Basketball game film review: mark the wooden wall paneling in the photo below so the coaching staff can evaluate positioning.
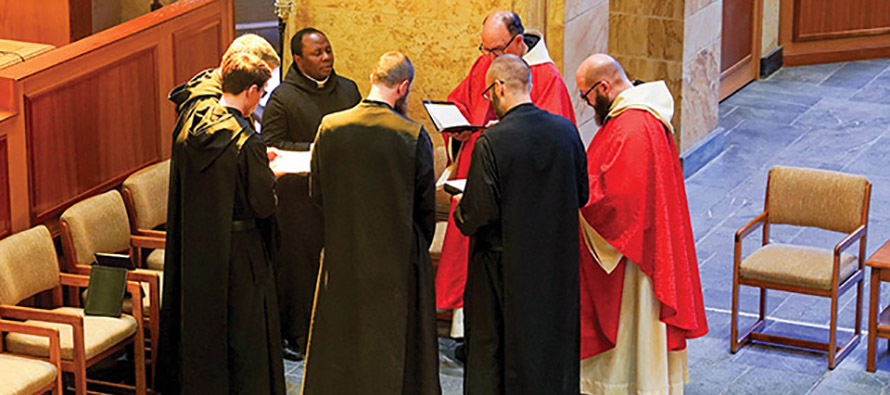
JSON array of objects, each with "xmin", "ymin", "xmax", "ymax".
[
  {"xmin": 0, "ymin": 0, "xmax": 91, "ymax": 47},
  {"xmin": 781, "ymin": 0, "xmax": 890, "ymax": 65},
  {"xmin": 795, "ymin": 0, "xmax": 890, "ymax": 42},
  {"xmin": 25, "ymin": 50, "xmax": 162, "ymax": 223},
  {"xmin": 0, "ymin": 0, "xmax": 234, "ymax": 233},
  {"xmin": 0, "ymin": 136, "xmax": 10, "ymax": 239},
  {"xmin": 172, "ymin": 18, "xmax": 224, "ymax": 87}
]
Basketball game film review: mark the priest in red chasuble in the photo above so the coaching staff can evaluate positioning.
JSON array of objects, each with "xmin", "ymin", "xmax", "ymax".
[
  {"xmin": 574, "ymin": 54, "xmax": 708, "ymax": 395},
  {"xmin": 436, "ymin": 10, "xmax": 577, "ymax": 337}
]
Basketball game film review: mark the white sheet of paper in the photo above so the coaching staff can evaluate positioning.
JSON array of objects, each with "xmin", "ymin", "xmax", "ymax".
[
  {"xmin": 444, "ymin": 179, "xmax": 466, "ymax": 195},
  {"xmin": 269, "ymin": 149, "xmax": 311, "ymax": 174},
  {"xmin": 424, "ymin": 103, "xmax": 471, "ymax": 130}
]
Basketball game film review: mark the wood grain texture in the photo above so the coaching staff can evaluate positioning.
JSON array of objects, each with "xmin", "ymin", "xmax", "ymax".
[
  {"xmin": 781, "ymin": 0, "xmax": 890, "ymax": 65},
  {"xmin": 25, "ymin": 50, "xmax": 161, "ymax": 223},
  {"xmin": 0, "ymin": 136, "xmax": 9, "ymax": 238},
  {"xmin": 172, "ymin": 19, "xmax": 223, "ymax": 86},
  {"xmin": 0, "ymin": 0, "xmax": 90, "ymax": 47},
  {"xmin": 0, "ymin": 0, "xmax": 232, "ymax": 231},
  {"xmin": 795, "ymin": 0, "xmax": 890, "ymax": 41}
]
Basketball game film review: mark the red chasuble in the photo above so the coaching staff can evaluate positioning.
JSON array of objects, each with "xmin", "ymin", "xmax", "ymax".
[
  {"xmin": 579, "ymin": 107, "xmax": 708, "ymax": 359},
  {"xmin": 436, "ymin": 33, "xmax": 577, "ymax": 309}
]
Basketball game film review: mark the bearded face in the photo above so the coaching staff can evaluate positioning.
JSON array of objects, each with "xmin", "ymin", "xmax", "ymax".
[
  {"xmin": 394, "ymin": 92, "xmax": 409, "ymax": 115},
  {"xmin": 593, "ymin": 90, "xmax": 612, "ymax": 126}
]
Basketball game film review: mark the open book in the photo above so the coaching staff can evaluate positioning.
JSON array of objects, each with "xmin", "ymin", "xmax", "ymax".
[
  {"xmin": 268, "ymin": 148, "xmax": 312, "ymax": 174},
  {"xmin": 435, "ymin": 167, "xmax": 466, "ymax": 196},
  {"xmin": 423, "ymin": 101, "xmax": 485, "ymax": 134}
]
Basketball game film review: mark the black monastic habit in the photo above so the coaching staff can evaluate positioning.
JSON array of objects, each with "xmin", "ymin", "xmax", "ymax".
[
  {"xmin": 261, "ymin": 65, "xmax": 361, "ymax": 349},
  {"xmin": 455, "ymin": 103, "xmax": 588, "ymax": 395},
  {"xmin": 302, "ymin": 100, "xmax": 440, "ymax": 395},
  {"xmin": 158, "ymin": 72, "xmax": 285, "ymax": 395}
]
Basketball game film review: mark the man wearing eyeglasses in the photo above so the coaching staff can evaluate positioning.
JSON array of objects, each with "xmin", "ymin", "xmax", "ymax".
[
  {"xmin": 574, "ymin": 54, "xmax": 708, "ymax": 395},
  {"xmin": 455, "ymin": 54, "xmax": 587, "ymax": 395},
  {"xmin": 436, "ymin": 9, "xmax": 576, "ymax": 348}
]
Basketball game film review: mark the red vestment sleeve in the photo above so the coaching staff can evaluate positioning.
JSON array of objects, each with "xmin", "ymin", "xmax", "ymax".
[{"xmin": 529, "ymin": 63, "xmax": 577, "ymax": 125}]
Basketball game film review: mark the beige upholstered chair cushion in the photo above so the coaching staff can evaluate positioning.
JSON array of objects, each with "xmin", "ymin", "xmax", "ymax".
[
  {"xmin": 121, "ymin": 272, "xmax": 162, "ymax": 317},
  {"xmin": 0, "ymin": 354, "xmax": 57, "ymax": 395},
  {"xmin": 429, "ymin": 221, "xmax": 448, "ymax": 261},
  {"xmin": 740, "ymin": 243, "xmax": 858, "ymax": 291},
  {"xmin": 145, "ymin": 249, "xmax": 165, "ymax": 271},
  {"xmin": 0, "ymin": 226, "xmax": 60, "ymax": 305},
  {"xmin": 122, "ymin": 160, "xmax": 170, "ymax": 230},
  {"xmin": 5, "ymin": 307, "xmax": 137, "ymax": 361},
  {"xmin": 61, "ymin": 190, "xmax": 131, "ymax": 267},
  {"xmin": 768, "ymin": 166, "xmax": 868, "ymax": 233}
]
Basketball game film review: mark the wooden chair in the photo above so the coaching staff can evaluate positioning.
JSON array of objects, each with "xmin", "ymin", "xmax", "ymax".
[
  {"xmin": 59, "ymin": 189, "xmax": 162, "ymax": 386},
  {"xmin": 731, "ymin": 165, "xmax": 871, "ymax": 369},
  {"xmin": 0, "ymin": 320, "xmax": 63, "ymax": 395},
  {"xmin": 0, "ymin": 225, "xmax": 146, "ymax": 395},
  {"xmin": 121, "ymin": 160, "xmax": 169, "ymax": 272}
]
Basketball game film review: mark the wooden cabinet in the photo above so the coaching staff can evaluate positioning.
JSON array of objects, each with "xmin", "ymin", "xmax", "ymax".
[
  {"xmin": 781, "ymin": 0, "xmax": 890, "ymax": 65},
  {"xmin": 0, "ymin": 0, "xmax": 92, "ymax": 47}
]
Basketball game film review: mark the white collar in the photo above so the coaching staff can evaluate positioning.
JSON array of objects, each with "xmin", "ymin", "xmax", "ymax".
[{"xmin": 522, "ymin": 30, "xmax": 553, "ymax": 67}]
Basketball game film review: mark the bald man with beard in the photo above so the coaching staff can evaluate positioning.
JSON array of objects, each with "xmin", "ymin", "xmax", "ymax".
[
  {"xmin": 574, "ymin": 54, "xmax": 707, "ymax": 395},
  {"xmin": 455, "ymin": 54, "xmax": 587, "ymax": 395}
]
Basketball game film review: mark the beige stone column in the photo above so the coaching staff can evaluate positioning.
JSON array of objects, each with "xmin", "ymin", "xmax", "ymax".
[
  {"xmin": 600, "ymin": 0, "xmax": 722, "ymax": 158},
  {"xmin": 563, "ymin": 0, "xmax": 610, "ymax": 145}
]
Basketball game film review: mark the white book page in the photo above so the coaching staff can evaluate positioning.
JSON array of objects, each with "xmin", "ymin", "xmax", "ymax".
[
  {"xmin": 269, "ymin": 148, "xmax": 312, "ymax": 174},
  {"xmin": 424, "ymin": 103, "xmax": 471, "ymax": 130}
]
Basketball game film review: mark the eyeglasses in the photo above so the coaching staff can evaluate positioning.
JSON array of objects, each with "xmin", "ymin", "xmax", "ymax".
[
  {"xmin": 482, "ymin": 80, "xmax": 502, "ymax": 101},
  {"xmin": 256, "ymin": 85, "xmax": 268, "ymax": 99},
  {"xmin": 580, "ymin": 80, "xmax": 604, "ymax": 103},
  {"xmin": 478, "ymin": 33, "xmax": 520, "ymax": 56}
]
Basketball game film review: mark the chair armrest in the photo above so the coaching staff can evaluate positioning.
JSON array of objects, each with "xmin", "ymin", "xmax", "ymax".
[
  {"xmin": 0, "ymin": 305, "xmax": 82, "ymax": 327},
  {"xmin": 130, "ymin": 234, "xmax": 165, "ymax": 250},
  {"xmin": 735, "ymin": 212, "xmax": 767, "ymax": 243},
  {"xmin": 0, "ymin": 320, "xmax": 63, "ymax": 370},
  {"xmin": 59, "ymin": 273, "xmax": 91, "ymax": 289},
  {"xmin": 835, "ymin": 224, "xmax": 867, "ymax": 257},
  {"xmin": 137, "ymin": 229, "xmax": 166, "ymax": 239}
]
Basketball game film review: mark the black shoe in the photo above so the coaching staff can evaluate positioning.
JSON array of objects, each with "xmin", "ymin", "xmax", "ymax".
[
  {"xmin": 282, "ymin": 341, "xmax": 305, "ymax": 361},
  {"xmin": 454, "ymin": 343, "xmax": 467, "ymax": 364}
]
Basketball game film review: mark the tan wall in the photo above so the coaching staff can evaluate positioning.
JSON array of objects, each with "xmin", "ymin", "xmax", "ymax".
[
  {"xmin": 289, "ymin": 0, "xmax": 561, "ymax": 145},
  {"xmin": 761, "ymin": 0, "xmax": 780, "ymax": 54}
]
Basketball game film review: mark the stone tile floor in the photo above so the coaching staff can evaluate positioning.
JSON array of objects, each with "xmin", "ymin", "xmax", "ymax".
[{"xmin": 284, "ymin": 59, "xmax": 890, "ymax": 394}]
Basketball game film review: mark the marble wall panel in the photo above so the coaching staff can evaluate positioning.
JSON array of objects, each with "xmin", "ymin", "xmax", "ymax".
[
  {"xmin": 683, "ymin": 0, "xmax": 721, "ymax": 59},
  {"xmin": 564, "ymin": 1, "xmax": 609, "ymax": 127},
  {"xmin": 681, "ymin": 39, "xmax": 720, "ymax": 152},
  {"xmin": 685, "ymin": 0, "xmax": 717, "ymax": 17},
  {"xmin": 762, "ymin": 0, "xmax": 780, "ymax": 54}
]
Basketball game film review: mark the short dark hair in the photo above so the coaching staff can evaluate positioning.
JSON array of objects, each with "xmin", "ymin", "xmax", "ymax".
[
  {"xmin": 221, "ymin": 52, "xmax": 271, "ymax": 94},
  {"xmin": 291, "ymin": 28, "xmax": 326, "ymax": 57},
  {"xmin": 483, "ymin": 11, "xmax": 524, "ymax": 36}
]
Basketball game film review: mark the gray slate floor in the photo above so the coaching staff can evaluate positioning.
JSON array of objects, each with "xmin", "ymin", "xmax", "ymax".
[{"xmin": 285, "ymin": 58, "xmax": 890, "ymax": 394}]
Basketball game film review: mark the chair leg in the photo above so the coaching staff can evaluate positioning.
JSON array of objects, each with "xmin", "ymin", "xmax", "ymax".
[
  {"xmin": 74, "ymin": 366, "xmax": 87, "ymax": 395},
  {"xmin": 828, "ymin": 294, "xmax": 839, "ymax": 369},
  {"xmin": 135, "ymin": 331, "xmax": 147, "ymax": 395},
  {"xmin": 857, "ymin": 279, "xmax": 864, "ymax": 336},
  {"xmin": 731, "ymin": 278, "xmax": 741, "ymax": 353},
  {"xmin": 759, "ymin": 288, "xmax": 767, "ymax": 320}
]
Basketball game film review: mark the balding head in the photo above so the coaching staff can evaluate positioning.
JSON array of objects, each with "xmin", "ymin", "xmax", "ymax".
[
  {"xmin": 480, "ymin": 10, "xmax": 526, "ymax": 59},
  {"xmin": 367, "ymin": 52, "xmax": 414, "ymax": 115},
  {"xmin": 485, "ymin": 54, "xmax": 533, "ymax": 118},
  {"xmin": 371, "ymin": 51, "xmax": 414, "ymax": 88},
  {"xmin": 574, "ymin": 54, "xmax": 633, "ymax": 125},
  {"xmin": 222, "ymin": 34, "xmax": 281, "ymax": 70},
  {"xmin": 487, "ymin": 54, "xmax": 531, "ymax": 94}
]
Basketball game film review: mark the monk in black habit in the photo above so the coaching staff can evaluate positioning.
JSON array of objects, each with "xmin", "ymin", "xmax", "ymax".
[
  {"xmin": 302, "ymin": 52, "xmax": 440, "ymax": 395},
  {"xmin": 158, "ymin": 51, "xmax": 285, "ymax": 395},
  {"xmin": 455, "ymin": 54, "xmax": 588, "ymax": 395},
  {"xmin": 261, "ymin": 28, "xmax": 361, "ymax": 360}
]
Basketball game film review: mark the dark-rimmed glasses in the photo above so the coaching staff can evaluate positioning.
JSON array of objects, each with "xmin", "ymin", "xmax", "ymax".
[
  {"xmin": 580, "ymin": 80, "xmax": 604, "ymax": 103},
  {"xmin": 478, "ymin": 33, "xmax": 520, "ymax": 56},
  {"xmin": 482, "ymin": 80, "xmax": 503, "ymax": 101}
]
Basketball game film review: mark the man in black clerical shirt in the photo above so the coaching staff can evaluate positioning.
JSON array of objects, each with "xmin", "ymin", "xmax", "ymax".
[
  {"xmin": 455, "ymin": 54, "xmax": 588, "ymax": 395},
  {"xmin": 261, "ymin": 28, "xmax": 361, "ymax": 361}
]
